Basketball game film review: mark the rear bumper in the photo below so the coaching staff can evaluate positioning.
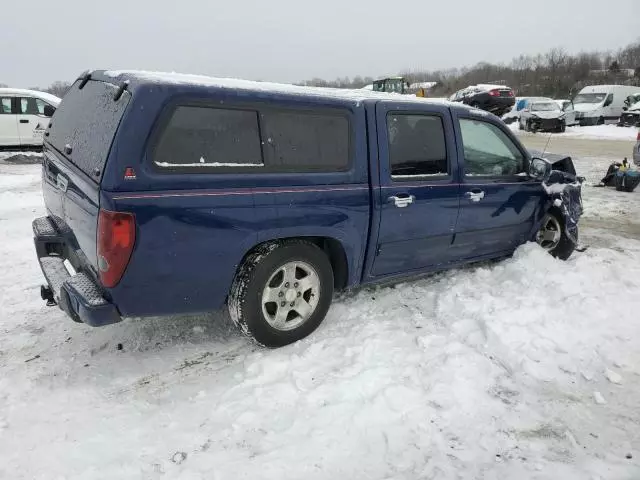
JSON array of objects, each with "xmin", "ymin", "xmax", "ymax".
[{"xmin": 33, "ymin": 216, "xmax": 121, "ymax": 327}]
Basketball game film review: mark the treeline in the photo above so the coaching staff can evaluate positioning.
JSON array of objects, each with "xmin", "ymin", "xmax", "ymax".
[
  {"xmin": 5, "ymin": 39, "xmax": 640, "ymax": 100},
  {"xmin": 302, "ymin": 39, "xmax": 640, "ymax": 98}
]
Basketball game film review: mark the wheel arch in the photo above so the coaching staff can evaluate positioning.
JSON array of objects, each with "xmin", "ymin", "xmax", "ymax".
[{"xmin": 236, "ymin": 236, "xmax": 351, "ymax": 291}]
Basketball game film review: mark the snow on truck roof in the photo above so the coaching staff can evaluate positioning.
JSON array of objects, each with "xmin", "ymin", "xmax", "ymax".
[
  {"xmin": 0, "ymin": 88, "xmax": 61, "ymax": 106},
  {"xmin": 101, "ymin": 70, "xmax": 459, "ymax": 108}
]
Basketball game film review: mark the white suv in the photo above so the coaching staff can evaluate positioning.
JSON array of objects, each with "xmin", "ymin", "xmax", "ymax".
[{"xmin": 0, "ymin": 88, "xmax": 61, "ymax": 148}]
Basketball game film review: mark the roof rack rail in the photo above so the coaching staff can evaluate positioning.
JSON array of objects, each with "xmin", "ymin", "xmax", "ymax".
[
  {"xmin": 78, "ymin": 70, "xmax": 93, "ymax": 90},
  {"xmin": 113, "ymin": 80, "xmax": 130, "ymax": 101}
]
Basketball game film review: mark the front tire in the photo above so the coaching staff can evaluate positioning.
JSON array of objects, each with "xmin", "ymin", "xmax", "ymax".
[
  {"xmin": 535, "ymin": 212, "xmax": 575, "ymax": 260},
  {"xmin": 228, "ymin": 240, "xmax": 334, "ymax": 347}
]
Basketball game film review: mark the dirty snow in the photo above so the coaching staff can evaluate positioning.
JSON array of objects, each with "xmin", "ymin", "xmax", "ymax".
[
  {"xmin": 1, "ymin": 153, "xmax": 640, "ymax": 479},
  {"xmin": 511, "ymin": 122, "xmax": 639, "ymax": 141}
]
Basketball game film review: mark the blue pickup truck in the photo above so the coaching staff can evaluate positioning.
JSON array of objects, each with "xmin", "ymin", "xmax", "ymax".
[{"xmin": 33, "ymin": 70, "xmax": 580, "ymax": 347}]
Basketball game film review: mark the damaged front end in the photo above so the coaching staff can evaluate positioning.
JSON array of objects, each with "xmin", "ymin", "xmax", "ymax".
[
  {"xmin": 528, "ymin": 151, "xmax": 584, "ymax": 249},
  {"xmin": 541, "ymin": 170, "xmax": 584, "ymax": 246}
]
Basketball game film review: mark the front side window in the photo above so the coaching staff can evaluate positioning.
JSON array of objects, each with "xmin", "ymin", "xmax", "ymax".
[
  {"xmin": 154, "ymin": 107, "xmax": 263, "ymax": 167},
  {"xmin": 260, "ymin": 110, "xmax": 350, "ymax": 170},
  {"xmin": 387, "ymin": 113, "xmax": 448, "ymax": 177},
  {"xmin": 19, "ymin": 97, "xmax": 41, "ymax": 115},
  {"xmin": 0, "ymin": 97, "xmax": 12, "ymax": 114},
  {"xmin": 459, "ymin": 118, "xmax": 524, "ymax": 176}
]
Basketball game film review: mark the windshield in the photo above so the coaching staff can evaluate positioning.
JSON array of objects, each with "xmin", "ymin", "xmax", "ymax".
[
  {"xmin": 385, "ymin": 79, "xmax": 405, "ymax": 93},
  {"xmin": 531, "ymin": 102, "xmax": 558, "ymax": 112},
  {"xmin": 573, "ymin": 93, "xmax": 607, "ymax": 104}
]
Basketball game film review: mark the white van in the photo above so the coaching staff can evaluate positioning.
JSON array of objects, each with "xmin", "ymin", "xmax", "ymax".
[
  {"xmin": 0, "ymin": 88, "xmax": 61, "ymax": 148},
  {"xmin": 572, "ymin": 85, "xmax": 640, "ymax": 126}
]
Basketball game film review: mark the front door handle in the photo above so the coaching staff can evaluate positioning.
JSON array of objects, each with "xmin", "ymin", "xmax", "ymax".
[
  {"xmin": 20, "ymin": 119, "xmax": 29, "ymax": 124},
  {"xmin": 465, "ymin": 190, "xmax": 485, "ymax": 202},
  {"xmin": 388, "ymin": 194, "xmax": 415, "ymax": 208},
  {"xmin": 56, "ymin": 174, "xmax": 68, "ymax": 192}
]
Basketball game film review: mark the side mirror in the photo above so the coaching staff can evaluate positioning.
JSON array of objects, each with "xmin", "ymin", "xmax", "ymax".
[
  {"xmin": 529, "ymin": 157, "xmax": 552, "ymax": 182},
  {"xmin": 603, "ymin": 95, "xmax": 613, "ymax": 107},
  {"xmin": 43, "ymin": 104, "xmax": 56, "ymax": 117}
]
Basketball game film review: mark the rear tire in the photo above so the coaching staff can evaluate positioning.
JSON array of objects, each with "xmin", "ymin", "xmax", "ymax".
[
  {"xmin": 228, "ymin": 240, "xmax": 334, "ymax": 347},
  {"xmin": 536, "ymin": 211, "xmax": 575, "ymax": 260},
  {"xmin": 597, "ymin": 117, "xmax": 605, "ymax": 125}
]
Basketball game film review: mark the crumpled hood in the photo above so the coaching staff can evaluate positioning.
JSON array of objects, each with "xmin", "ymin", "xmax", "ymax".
[
  {"xmin": 530, "ymin": 111, "xmax": 563, "ymax": 119},
  {"xmin": 573, "ymin": 103, "xmax": 601, "ymax": 113},
  {"xmin": 628, "ymin": 102, "xmax": 640, "ymax": 113}
]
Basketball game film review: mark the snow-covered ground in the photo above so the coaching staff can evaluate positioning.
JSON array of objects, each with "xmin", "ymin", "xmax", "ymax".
[
  {"xmin": 1, "ymin": 152, "xmax": 640, "ymax": 479},
  {"xmin": 510, "ymin": 123, "xmax": 639, "ymax": 142}
]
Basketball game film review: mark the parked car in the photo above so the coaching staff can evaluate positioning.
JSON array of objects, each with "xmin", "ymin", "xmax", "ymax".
[
  {"xmin": 503, "ymin": 97, "xmax": 557, "ymax": 125},
  {"xmin": 0, "ymin": 88, "xmax": 61, "ymax": 148},
  {"xmin": 449, "ymin": 84, "xmax": 515, "ymax": 117},
  {"xmin": 33, "ymin": 70, "xmax": 580, "ymax": 347},
  {"xmin": 553, "ymin": 99, "xmax": 578, "ymax": 126},
  {"xmin": 618, "ymin": 98, "xmax": 640, "ymax": 127},
  {"xmin": 572, "ymin": 85, "xmax": 640, "ymax": 126},
  {"xmin": 519, "ymin": 101, "xmax": 567, "ymax": 132}
]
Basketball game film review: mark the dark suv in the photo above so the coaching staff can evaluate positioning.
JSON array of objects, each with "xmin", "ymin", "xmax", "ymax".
[{"xmin": 449, "ymin": 84, "xmax": 515, "ymax": 117}]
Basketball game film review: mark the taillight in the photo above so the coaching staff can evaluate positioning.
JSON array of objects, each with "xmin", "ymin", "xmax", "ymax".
[
  {"xmin": 489, "ymin": 89, "xmax": 500, "ymax": 97},
  {"xmin": 97, "ymin": 209, "xmax": 136, "ymax": 288},
  {"xmin": 508, "ymin": 90, "xmax": 514, "ymax": 97}
]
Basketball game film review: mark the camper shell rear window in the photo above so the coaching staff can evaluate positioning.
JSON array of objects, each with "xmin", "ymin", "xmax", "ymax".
[{"xmin": 46, "ymin": 79, "xmax": 130, "ymax": 179}]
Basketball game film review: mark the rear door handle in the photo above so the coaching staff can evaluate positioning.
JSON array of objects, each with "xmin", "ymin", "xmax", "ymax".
[
  {"xmin": 388, "ymin": 194, "xmax": 415, "ymax": 208},
  {"xmin": 465, "ymin": 190, "xmax": 485, "ymax": 202},
  {"xmin": 20, "ymin": 119, "xmax": 29, "ymax": 124}
]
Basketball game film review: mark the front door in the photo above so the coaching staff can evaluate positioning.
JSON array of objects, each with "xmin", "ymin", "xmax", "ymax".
[
  {"xmin": 451, "ymin": 113, "xmax": 544, "ymax": 259},
  {"xmin": 17, "ymin": 97, "xmax": 49, "ymax": 146},
  {"xmin": 371, "ymin": 101, "xmax": 460, "ymax": 277},
  {"xmin": 0, "ymin": 96, "xmax": 19, "ymax": 146}
]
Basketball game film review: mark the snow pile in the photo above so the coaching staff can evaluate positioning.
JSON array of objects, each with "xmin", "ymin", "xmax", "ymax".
[
  {"xmin": 511, "ymin": 123, "xmax": 639, "ymax": 141},
  {"xmin": 1, "ymin": 163, "xmax": 639, "ymax": 479}
]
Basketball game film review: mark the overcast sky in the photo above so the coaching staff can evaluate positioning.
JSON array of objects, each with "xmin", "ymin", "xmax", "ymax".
[{"xmin": 2, "ymin": 0, "xmax": 638, "ymax": 87}]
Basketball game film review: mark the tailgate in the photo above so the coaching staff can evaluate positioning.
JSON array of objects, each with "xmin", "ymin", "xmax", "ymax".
[
  {"xmin": 42, "ymin": 146, "xmax": 101, "ymax": 269},
  {"xmin": 41, "ymin": 78, "xmax": 131, "ymax": 275}
]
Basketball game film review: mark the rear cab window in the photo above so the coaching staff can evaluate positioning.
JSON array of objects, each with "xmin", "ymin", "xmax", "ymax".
[
  {"xmin": 151, "ymin": 103, "xmax": 351, "ymax": 173},
  {"xmin": 46, "ymin": 80, "xmax": 131, "ymax": 180},
  {"xmin": 387, "ymin": 113, "xmax": 449, "ymax": 177},
  {"xmin": 1, "ymin": 97, "xmax": 14, "ymax": 114}
]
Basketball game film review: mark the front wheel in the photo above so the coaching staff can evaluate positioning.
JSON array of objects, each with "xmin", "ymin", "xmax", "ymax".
[
  {"xmin": 535, "ymin": 212, "xmax": 575, "ymax": 260},
  {"xmin": 228, "ymin": 241, "xmax": 334, "ymax": 347}
]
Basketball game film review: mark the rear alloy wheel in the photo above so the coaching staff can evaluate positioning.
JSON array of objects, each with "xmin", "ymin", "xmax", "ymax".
[
  {"xmin": 261, "ymin": 261, "xmax": 321, "ymax": 332},
  {"xmin": 228, "ymin": 241, "xmax": 334, "ymax": 347},
  {"xmin": 535, "ymin": 212, "xmax": 575, "ymax": 260}
]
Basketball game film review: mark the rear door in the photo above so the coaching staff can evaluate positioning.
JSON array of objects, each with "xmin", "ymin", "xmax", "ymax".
[
  {"xmin": 17, "ymin": 96, "xmax": 52, "ymax": 146},
  {"xmin": 0, "ymin": 96, "xmax": 19, "ymax": 146},
  {"xmin": 371, "ymin": 101, "xmax": 460, "ymax": 277},
  {"xmin": 43, "ymin": 79, "xmax": 131, "ymax": 269},
  {"xmin": 451, "ymin": 111, "xmax": 543, "ymax": 259}
]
